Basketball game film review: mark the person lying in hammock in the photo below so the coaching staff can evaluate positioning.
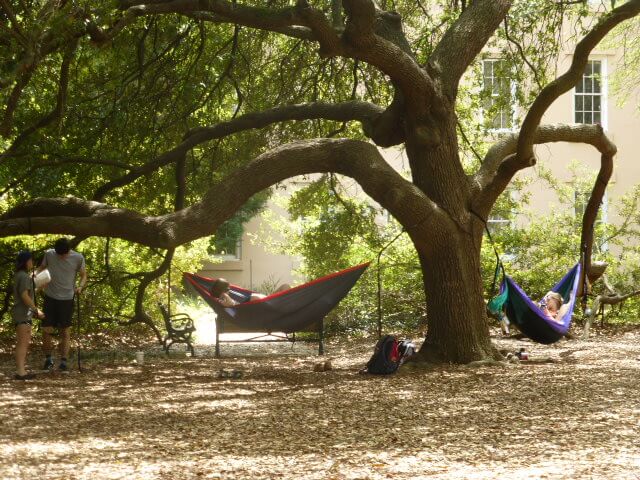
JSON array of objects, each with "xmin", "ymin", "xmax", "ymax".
[
  {"xmin": 210, "ymin": 278, "xmax": 290, "ymax": 307},
  {"xmin": 540, "ymin": 291, "xmax": 570, "ymax": 323}
]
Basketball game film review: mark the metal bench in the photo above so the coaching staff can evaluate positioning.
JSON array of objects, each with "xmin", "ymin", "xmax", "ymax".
[{"xmin": 158, "ymin": 304, "xmax": 196, "ymax": 356}]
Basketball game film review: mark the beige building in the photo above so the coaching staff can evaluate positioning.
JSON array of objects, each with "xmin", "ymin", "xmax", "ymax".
[{"xmin": 205, "ymin": 19, "xmax": 640, "ymax": 289}]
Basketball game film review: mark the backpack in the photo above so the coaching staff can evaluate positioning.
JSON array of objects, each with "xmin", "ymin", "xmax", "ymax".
[
  {"xmin": 364, "ymin": 335, "xmax": 413, "ymax": 375},
  {"xmin": 397, "ymin": 339, "xmax": 416, "ymax": 363}
]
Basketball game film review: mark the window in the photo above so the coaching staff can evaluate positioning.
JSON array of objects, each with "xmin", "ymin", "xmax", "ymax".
[
  {"xmin": 212, "ymin": 234, "xmax": 242, "ymax": 260},
  {"xmin": 482, "ymin": 59, "xmax": 513, "ymax": 130},
  {"xmin": 574, "ymin": 60, "xmax": 605, "ymax": 126},
  {"xmin": 487, "ymin": 217, "xmax": 511, "ymax": 234}
]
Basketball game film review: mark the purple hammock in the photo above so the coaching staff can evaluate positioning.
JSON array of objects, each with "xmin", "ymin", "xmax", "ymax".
[
  {"xmin": 184, "ymin": 263, "xmax": 369, "ymax": 356},
  {"xmin": 489, "ymin": 263, "xmax": 582, "ymax": 344}
]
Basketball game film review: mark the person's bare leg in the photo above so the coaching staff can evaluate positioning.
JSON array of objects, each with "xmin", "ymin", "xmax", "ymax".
[
  {"xmin": 42, "ymin": 327, "xmax": 54, "ymax": 357},
  {"xmin": 15, "ymin": 324, "xmax": 31, "ymax": 376},
  {"xmin": 59, "ymin": 327, "xmax": 71, "ymax": 360}
]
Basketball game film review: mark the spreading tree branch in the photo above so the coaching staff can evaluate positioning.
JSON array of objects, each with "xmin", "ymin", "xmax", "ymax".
[
  {"xmin": 119, "ymin": 0, "xmax": 438, "ymax": 116},
  {"xmin": 473, "ymin": 123, "xmax": 616, "ymax": 297},
  {"xmin": 516, "ymin": 0, "xmax": 640, "ymax": 166},
  {"xmin": 428, "ymin": 0, "xmax": 512, "ymax": 100},
  {"xmin": 1, "ymin": 139, "xmax": 443, "ymax": 250},
  {"xmin": 92, "ymin": 100, "xmax": 384, "ymax": 200}
]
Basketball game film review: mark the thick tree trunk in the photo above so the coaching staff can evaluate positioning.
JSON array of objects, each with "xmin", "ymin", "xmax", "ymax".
[
  {"xmin": 413, "ymin": 233, "xmax": 500, "ymax": 363},
  {"xmin": 402, "ymin": 114, "xmax": 500, "ymax": 364}
]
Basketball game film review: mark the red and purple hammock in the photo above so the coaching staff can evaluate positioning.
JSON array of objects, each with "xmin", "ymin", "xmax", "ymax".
[{"xmin": 184, "ymin": 263, "xmax": 369, "ymax": 355}]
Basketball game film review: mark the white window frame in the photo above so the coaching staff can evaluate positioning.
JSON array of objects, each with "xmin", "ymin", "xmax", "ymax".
[
  {"xmin": 487, "ymin": 217, "xmax": 511, "ymax": 234},
  {"xmin": 214, "ymin": 237, "xmax": 242, "ymax": 261},
  {"xmin": 481, "ymin": 59, "xmax": 517, "ymax": 132},
  {"xmin": 573, "ymin": 58, "xmax": 608, "ymax": 130}
]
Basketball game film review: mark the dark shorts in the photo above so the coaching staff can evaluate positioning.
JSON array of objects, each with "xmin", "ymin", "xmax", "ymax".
[{"xmin": 42, "ymin": 295, "xmax": 74, "ymax": 329}]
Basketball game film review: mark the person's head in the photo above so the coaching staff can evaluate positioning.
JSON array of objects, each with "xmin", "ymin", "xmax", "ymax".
[
  {"xmin": 210, "ymin": 278, "xmax": 230, "ymax": 298},
  {"xmin": 54, "ymin": 237, "xmax": 71, "ymax": 256},
  {"xmin": 15, "ymin": 250, "xmax": 33, "ymax": 271},
  {"xmin": 545, "ymin": 291, "xmax": 563, "ymax": 311}
]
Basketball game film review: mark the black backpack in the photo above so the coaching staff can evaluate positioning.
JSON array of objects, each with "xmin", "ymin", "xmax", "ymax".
[{"xmin": 363, "ymin": 335, "xmax": 401, "ymax": 375}]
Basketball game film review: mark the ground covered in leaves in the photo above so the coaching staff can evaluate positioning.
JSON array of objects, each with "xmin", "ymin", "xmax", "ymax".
[{"xmin": 1, "ymin": 329, "xmax": 639, "ymax": 480}]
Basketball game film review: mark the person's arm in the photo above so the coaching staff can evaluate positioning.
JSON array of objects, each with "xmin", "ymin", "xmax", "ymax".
[
  {"xmin": 20, "ymin": 290, "xmax": 44, "ymax": 319},
  {"xmin": 36, "ymin": 252, "xmax": 48, "ymax": 274},
  {"xmin": 76, "ymin": 267, "xmax": 87, "ymax": 294},
  {"xmin": 219, "ymin": 292, "xmax": 237, "ymax": 307}
]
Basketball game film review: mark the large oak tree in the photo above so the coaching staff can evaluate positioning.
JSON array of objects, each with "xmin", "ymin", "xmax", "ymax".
[{"xmin": 1, "ymin": 0, "xmax": 638, "ymax": 362}]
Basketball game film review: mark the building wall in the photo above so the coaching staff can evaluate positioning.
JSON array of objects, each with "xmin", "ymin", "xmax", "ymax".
[
  {"xmin": 524, "ymin": 47, "xmax": 640, "ymax": 228},
  {"xmin": 200, "ymin": 199, "xmax": 302, "ymax": 291}
]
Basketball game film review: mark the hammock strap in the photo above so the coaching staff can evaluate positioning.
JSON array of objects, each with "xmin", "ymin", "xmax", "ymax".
[{"xmin": 470, "ymin": 209, "xmax": 505, "ymax": 296}]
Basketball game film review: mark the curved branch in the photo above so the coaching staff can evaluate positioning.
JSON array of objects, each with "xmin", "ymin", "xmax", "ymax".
[
  {"xmin": 118, "ymin": 0, "xmax": 339, "ymax": 48},
  {"xmin": 516, "ymin": 0, "xmax": 640, "ymax": 164},
  {"xmin": 92, "ymin": 100, "xmax": 384, "ymax": 200},
  {"xmin": 121, "ymin": 0, "xmax": 437, "ymax": 116},
  {"xmin": 428, "ymin": 0, "xmax": 512, "ymax": 100},
  {"xmin": 474, "ymin": 123, "xmax": 616, "ymax": 216},
  {"xmin": 2, "ymin": 139, "xmax": 443, "ymax": 249},
  {"xmin": 473, "ymin": 123, "xmax": 616, "ymax": 298}
]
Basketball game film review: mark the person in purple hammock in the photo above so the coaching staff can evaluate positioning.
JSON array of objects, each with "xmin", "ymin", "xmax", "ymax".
[
  {"xmin": 540, "ymin": 291, "xmax": 570, "ymax": 324},
  {"xmin": 210, "ymin": 278, "xmax": 290, "ymax": 307}
]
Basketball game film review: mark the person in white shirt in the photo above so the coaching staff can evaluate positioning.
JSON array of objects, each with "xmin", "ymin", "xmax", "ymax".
[{"xmin": 37, "ymin": 238, "xmax": 87, "ymax": 371}]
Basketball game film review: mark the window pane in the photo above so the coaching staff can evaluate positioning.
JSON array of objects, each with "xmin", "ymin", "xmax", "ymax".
[
  {"xmin": 593, "ymin": 61, "xmax": 601, "ymax": 75},
  {"xmin": 585, "ymin": 95, "xmax": 592, "ymax": 111},
  {"xmin": 585, "ymin": 78, "xmax": 593, "ymax": 93},
  {"xmin": 483, "ymin": 61, "xmax": 492, "ymax": 77},
  {"xmin": 585, "ymin": 112, "xmax": 592, "ymax": 124},
  {"xmin": 594, "ymin": 96, "xmax": 601, "ymax": 112},
  {"xmin": 575, "ymin": 111, "xmax": 583, "ymax": 123},
  {"xmin": 594, "ymin": 111, "xmax": 601, "ymax": 124},
  {"xmin": 575, "ymin": 95, "xmax": 584, "ymax": 111},
  {"xmin": 594, "ymin": 75, "xmax": 601, "ymax": 93}
]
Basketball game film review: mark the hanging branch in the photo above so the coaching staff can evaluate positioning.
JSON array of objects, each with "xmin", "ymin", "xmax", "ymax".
[{"xmin": 583, "ymin": 274, "xmax": 640, "ymax": 339}]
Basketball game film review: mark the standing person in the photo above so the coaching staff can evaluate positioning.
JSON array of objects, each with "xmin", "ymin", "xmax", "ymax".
[
  {"xmin": 37, "ymin": 238, "xmax": 87, "ymax": 371},
  {"xmin": 12, "ymin": 251, "xmax": 44, "ymax": 380}
]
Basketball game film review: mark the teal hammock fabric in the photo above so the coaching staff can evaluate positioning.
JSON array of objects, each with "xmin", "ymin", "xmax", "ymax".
[{"xmin": 489, "ymin": 264, "xmax": 582, "ymax": 344}]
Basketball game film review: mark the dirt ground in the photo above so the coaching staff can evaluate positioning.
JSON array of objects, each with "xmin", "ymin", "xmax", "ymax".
[{"xmin": 1, "ymin": 330, "xmax": 639, "ymax": 480}]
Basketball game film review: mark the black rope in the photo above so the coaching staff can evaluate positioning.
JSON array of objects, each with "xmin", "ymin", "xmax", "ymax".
[
  {"xmin": 470, "ymin": 209, "xmax": 505, "ymax": 296},
  {"xmin": 376, "ymin": 228, "xmax": 406, "ymax": 339}
]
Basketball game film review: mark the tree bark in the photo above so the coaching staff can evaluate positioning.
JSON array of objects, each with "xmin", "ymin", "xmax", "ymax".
[{"xmin": 414, "ymin": 233, "xmax": 500, "ymax": 363}]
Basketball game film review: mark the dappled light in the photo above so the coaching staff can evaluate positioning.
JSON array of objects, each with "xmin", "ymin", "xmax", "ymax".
[{"xmin": 2, "ymin": 331, "xmax": 639, "ymax": 479}]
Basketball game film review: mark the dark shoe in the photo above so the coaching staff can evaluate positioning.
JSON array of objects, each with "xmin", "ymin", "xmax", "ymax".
[
  {"xmin": 43, "ymin": 358, "xmax": 54, "ymax": 370},
  {"xmin": 14, "ymin": 373, "xmax": 36, "ymax": 380},
  {"xmin": 59, "ymin": 362, "xmax": 68, "ymax": 372}
]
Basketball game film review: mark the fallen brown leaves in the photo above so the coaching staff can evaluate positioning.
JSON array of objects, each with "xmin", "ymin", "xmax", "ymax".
[{"xmin": 1, "ymin": 330, "xmax": 639, "ymax": 480}]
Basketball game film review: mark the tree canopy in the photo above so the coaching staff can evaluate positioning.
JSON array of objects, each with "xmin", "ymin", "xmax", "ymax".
[{"xmin": 2, "ymin": 0, "xmax": 639, "ymax": 362}]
